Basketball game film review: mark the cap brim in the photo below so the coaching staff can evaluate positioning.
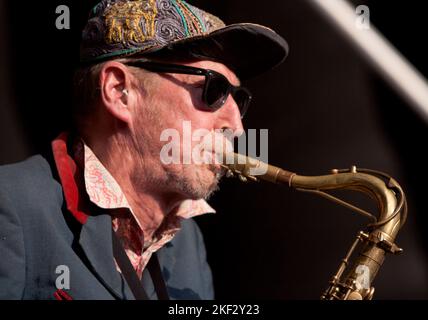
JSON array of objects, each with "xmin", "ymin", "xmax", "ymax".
[{"xmin": 144, "ymin": 23, "xmax": 289, "ymax": 80}]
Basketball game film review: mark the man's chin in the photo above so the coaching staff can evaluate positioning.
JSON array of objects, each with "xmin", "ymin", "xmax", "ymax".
[
  {"xmin": 186, "ymin": 165, "xmax": 222, "ymax": 200},
  {"xmin": 164, "ymin": 163, "xmax": 223, "ymax": 200}
]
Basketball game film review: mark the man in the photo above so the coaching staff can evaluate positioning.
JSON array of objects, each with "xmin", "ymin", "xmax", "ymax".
[{"xmin": 0, "ymin": 0, "xmax": 288, "ymax": 300}]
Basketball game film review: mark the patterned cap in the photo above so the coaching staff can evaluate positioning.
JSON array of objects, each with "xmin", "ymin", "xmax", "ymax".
[{"xmin": 80, "ymin": 0, "xmax": 289, "ymax": 79}]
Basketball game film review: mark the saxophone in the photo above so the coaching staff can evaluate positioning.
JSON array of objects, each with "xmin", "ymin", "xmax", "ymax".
[{"xmin": 221, "ymin": 153, "xmax": 407, "ymax": 300}]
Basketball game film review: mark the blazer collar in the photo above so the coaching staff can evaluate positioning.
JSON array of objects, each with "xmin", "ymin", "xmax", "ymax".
[{"xmin": 80, "ymin": 214, "xmax": 131, "ymax": 299}]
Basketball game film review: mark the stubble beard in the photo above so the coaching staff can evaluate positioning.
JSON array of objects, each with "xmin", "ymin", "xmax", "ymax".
[{"xmin": 165, "ymin": 163, "xmax": 223, "ymax": 200}]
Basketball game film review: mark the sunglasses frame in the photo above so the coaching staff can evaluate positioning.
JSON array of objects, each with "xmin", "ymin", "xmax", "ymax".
[{"xmin": 124, "ymin": 59, "xmax": 252, "ymax": 118}]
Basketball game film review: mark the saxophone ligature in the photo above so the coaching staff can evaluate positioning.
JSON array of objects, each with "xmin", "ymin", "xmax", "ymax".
[{"xmin": 221, "ymin": 153, "xmax": 407, "ymax": 300}]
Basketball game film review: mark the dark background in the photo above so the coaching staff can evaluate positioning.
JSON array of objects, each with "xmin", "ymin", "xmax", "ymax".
[{"xmin": 1, "ymin": 0, "xmax": 427, "ymax": 299}]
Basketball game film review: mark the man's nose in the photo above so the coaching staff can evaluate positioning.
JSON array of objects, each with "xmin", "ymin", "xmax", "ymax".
[{"xmin": 216, "ymin": 95, "xmax": 244, "ymax": 136}]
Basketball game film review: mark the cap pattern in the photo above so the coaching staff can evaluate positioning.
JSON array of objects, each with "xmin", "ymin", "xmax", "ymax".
[{"xmin": 81, "ymin": 0, "xmax": 226, "ymax": 62}]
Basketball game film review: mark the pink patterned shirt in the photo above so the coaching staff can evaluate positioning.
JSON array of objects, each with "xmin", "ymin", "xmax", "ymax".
[{"xmin": 73, "ymin": 140, "xmax": 215, "ymax": 279}]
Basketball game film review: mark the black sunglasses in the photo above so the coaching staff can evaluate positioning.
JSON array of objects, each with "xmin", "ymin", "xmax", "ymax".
[{"xmin": 125, "ymin": 60, "xmax": 252, "ymax": 118}]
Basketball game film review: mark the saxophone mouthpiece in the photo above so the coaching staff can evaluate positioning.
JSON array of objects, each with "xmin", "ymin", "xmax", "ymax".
[{"xmin": 222, "ymin": 152, "xmax": 296, "ymax": 186}]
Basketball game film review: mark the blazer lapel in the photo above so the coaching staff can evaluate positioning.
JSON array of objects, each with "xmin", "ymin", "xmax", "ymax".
[
  {"xmin": 78, "ymin": 214, "xmax": 134, "ymax": 300},
  {"xmin": 141, "ymin": 269, "xmax": 157, "ymax": 299}
]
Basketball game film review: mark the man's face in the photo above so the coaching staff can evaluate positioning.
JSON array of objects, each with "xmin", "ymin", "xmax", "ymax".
[{"xmin": 130, "ymin": 60, "xmax": 244, "ymax": 200}]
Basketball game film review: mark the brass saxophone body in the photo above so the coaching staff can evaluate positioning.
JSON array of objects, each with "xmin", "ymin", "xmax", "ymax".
[{"xmin": 222, "ymin": 153, "xmax": 407, "ymax": 300}]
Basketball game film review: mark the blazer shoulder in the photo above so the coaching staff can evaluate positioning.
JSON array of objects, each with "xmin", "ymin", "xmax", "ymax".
[
  {"xmin": 0, "ymin": 155, "xmax": 53, "ymax": 181},
  {"xmin": 0, "ymin": 155, "xmax": 62, "ymax": 206}
]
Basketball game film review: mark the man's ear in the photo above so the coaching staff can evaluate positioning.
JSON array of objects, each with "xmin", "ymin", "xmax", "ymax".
[{"xmin": 99, "ymin": 61, "xmax": 133, "ymax": 125}]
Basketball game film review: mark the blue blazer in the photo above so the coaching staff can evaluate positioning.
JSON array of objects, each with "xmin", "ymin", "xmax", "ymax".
[{"xmin": 0, "ymin": 155, "xmax": 214, "ymax": 300}]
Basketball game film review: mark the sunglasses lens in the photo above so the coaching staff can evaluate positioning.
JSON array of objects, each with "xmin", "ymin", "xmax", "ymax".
[
  {"xmin": 205, "ymin": 75, "xmax": 229, "ymax": 108},
  {"xmin": 233, "ymin": 89, "xmax": 251, "ymax": 117}
]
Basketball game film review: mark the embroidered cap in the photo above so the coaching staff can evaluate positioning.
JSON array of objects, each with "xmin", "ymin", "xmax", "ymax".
[{"xmin": 80, "ymin": 0, "xmax": 289, "ymax": 79}]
